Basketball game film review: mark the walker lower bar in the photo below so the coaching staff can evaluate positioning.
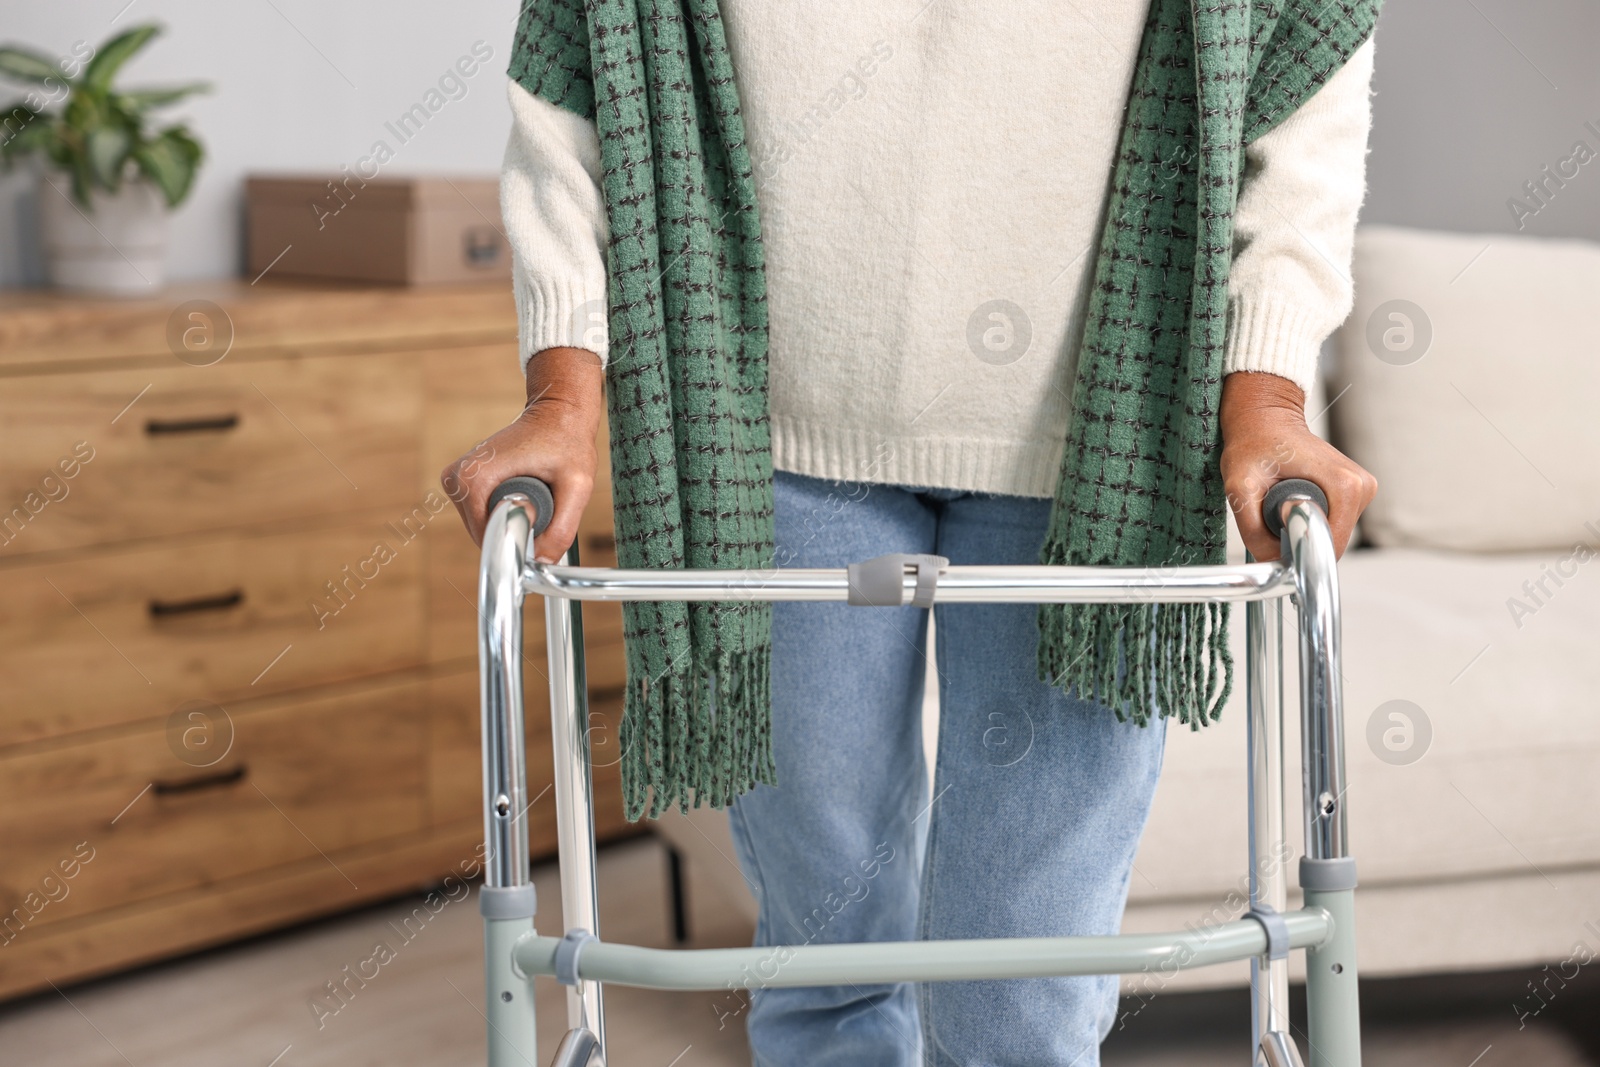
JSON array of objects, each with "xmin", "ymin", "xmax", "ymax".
[
  {"xmin": 511, "ymin": 911, "xmax": 1333, "ymax": 989},
  {"xmin": 476, "ymin": 477, "xmax": 1358, "ymax": 1067}
]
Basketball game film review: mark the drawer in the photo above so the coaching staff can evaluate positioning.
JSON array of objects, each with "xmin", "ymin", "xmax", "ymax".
[
  {"xmin": 0, "ymin": 352, "xmax": 420, "ymax": 554},
  {"xmin": 427, "ymin": 642, "xmax": 633, "ymax": 841},
  {"xmin": 0, "ymin": 520, "xmax": 424, "ymax": 747},
  {"xmin": 421, "ymin": 345, "xmax": 531, "ymax": 665},
  {"xmin": 0, "ymin": 676, "xmax": 426, "ymax": 938},
  {"xmin": 420, "ymin": 346, "xmax": 622, "ymax": 663}
]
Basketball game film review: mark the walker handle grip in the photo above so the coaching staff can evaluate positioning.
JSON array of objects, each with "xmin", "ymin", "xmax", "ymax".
[
  {"xmin": 1261, "ymin": 478, "xmax": 1329, "ymax": 539},
  {"xmin": 488, "ymin": 476, "xmax": 556, "ymax": 538}
]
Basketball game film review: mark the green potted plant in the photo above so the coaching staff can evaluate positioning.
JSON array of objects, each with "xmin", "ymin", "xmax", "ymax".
[{"xmin": 0, "ymin": 24, "xmax": 206, "ymax": 293}]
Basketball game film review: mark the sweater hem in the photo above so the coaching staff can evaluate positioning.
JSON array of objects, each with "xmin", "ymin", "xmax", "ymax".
[{"xmin": 770, "ymin": 414, "xmax": 1064, "ymax": 500}]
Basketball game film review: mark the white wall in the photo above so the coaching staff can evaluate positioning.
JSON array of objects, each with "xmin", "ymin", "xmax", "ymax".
[
  {"xmin": 0, "ymin": 0, "xmax": 521, "ymax": 285},
  {"xmin": 1362, "ymin": 0, "xmax": 1600, "ymax": 242}
]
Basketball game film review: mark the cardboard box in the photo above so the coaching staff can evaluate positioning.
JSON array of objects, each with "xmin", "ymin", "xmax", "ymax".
[{"xmin": 245, "ymin": 175, "xmax": 511, "ymax": 285}]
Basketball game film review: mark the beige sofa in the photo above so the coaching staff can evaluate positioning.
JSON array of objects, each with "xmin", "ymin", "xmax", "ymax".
[{"xmin": 653, "ymin": 225, "xmax": 1600, "ymax": 990}]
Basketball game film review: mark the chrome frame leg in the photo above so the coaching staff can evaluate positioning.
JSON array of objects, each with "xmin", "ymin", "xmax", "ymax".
[
  {"xmin": 479, "ymin": 501, "xmax": 538, "ymax": 1067},
  {"xmin": 545, "ymin": 540, "xmax": 606, "ymax": 1051},
  {"xmin": 1288, "ymin": 504, "xmax": 1349, "ymax": 863},
  {"xmin": 1247, "ymin": 594, "xmax": 1294, "ymax": 1063},
  {"xmin": 1261, "ymin": 1029, "xmax": 1308, "ymax": 1067},
  {"xmin": 549, "ymin": 1026, "xmax": 603, "ymax": 1067},
  {"xmin": 1285, "ymin": 500, "xmax": 1361, "ymax": 1067}
]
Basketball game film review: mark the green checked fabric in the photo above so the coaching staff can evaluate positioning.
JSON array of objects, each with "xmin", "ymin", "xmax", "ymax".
[
  {"xmin": 509, "ymin": 0, "xmax": 1381, "ymax": 820},
  {"xmin": 1036, "ymin": 0, "xmax": 1381, "ymax": 727}
]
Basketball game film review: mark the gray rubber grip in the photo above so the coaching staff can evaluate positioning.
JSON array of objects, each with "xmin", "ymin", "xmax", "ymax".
[
  {"xmin": 488, "ymin": 476, "xmax": 555, "ymax": 537},
  {"xmin": 1262, "ymin": 478, "xmax": 1329, "ymax": 538}
]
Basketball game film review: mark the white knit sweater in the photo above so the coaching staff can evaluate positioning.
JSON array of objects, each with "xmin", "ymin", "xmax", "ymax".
[{"xmin": 500, "ymin": 5, "xmax": 1376, "ymax": 499}]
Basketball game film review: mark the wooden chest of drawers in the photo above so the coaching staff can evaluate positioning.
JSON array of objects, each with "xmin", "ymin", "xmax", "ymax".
[{"xmin": 0, "ymin": 282, "xmax": 636, "ymax": 1000}]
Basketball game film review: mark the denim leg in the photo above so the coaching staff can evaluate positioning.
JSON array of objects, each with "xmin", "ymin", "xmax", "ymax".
[
  {"xmin": 917, "ymin": 490, "xmax": 1169, "ymax": 1067},
  {"xmin": 726, "ymin": 471, "xmax": 934, "ymax": 1067}
]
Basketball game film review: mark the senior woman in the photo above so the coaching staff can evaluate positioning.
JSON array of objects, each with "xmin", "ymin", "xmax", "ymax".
[{"xmin": 445, "ymin": 2, "xmax": 1381, "ymax": 1063}]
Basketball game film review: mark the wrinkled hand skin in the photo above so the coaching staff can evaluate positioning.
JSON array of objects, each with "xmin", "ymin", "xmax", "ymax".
[
  {"xmin": 1219, "ymin": 371, "xmax": 1377, "ymax": 562},
  {"xmin": 441, "ymin": 346, "xmax": 605, "ymax": 562}
]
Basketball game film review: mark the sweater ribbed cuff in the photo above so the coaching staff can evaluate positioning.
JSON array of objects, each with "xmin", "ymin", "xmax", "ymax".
[
  {"xmin": 514, "ymin": 271, "xmax": 610, "ymax": 371},
  {"xmin": 1223, "ymin": 296, "xmax": 1326, "ymax": 399}
]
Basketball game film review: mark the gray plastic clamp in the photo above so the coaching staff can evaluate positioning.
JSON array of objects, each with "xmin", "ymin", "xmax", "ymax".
[
  {"xmin": 1299, "ymin": 855, "xmax": 1359, "ymax": 892},
  {"xmin": 1246, "ymin": 904, "xmax": 1291, "ymax": 961},
  {"xmin": 478, "ymin": 883, "xmax": 538, "ymax": 920},
  {"xmin": 847, "ymin": 553, "xmax": 949, "ymax": 608},
  {"xmin": 554, "ymin": 928, "xmax": 596, "ymax": 986}
]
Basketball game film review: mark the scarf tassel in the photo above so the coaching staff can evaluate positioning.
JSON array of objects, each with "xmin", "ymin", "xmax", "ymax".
[
  {"xmin": 620, "ymin": 645, "xmax": 776, "ymax": 821},
  {"xmin": 1037, "ymin": 600, "xmax": 1234, "ymax": 729}
]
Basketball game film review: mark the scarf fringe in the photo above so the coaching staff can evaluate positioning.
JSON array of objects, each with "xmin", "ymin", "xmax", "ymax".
[
  {"xmin": 620, "ymin": 645, "xmax": 777, "ymax": 821},
  {"xmin": 1037, "ymin": 600, "xmax": 1234, "ymax": 730}
]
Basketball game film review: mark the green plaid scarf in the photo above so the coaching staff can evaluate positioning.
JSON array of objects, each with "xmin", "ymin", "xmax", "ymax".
[{"xmin": 510, "ymin": 0, "xmax": 1380, "ymax": 820}]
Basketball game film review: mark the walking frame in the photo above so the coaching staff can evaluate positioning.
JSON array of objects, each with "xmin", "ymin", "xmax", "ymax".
[{"xmin": 474, "ymin": 476, "xmax": 1359, "ymax": 1067}]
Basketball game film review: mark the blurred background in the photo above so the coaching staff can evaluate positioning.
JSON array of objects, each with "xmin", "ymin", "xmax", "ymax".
[{"xmin": 0, "ymin": 1, "xmax": 1597, "ymax": 1065}]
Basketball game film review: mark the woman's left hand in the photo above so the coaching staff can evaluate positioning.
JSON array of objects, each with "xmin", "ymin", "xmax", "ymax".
[{"xmin": 1219, "ymin": 371, "xmax": 1378, "ymax": 562}]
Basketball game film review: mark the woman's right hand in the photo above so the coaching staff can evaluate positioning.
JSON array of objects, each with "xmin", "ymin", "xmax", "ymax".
[{"xmin": 441, "ymin": 346, "xmax": 605, "ymax": 561}]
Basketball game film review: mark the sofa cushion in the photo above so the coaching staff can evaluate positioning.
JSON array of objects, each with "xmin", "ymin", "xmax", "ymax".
[
  {"xmin": 1131, "ymin": 544, "xmax": 1600, "ymax": 903},
  {"xmin": 1331, "ymin": 225, "xmax": 1600, "ymax": 552}
]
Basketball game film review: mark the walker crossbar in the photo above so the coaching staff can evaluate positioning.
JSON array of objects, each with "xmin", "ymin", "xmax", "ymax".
[
  {"xmin": 510, "ymin": 911, "xmax": 1333, "ymax": 990},
  {"xmin": 523, "ymin": 560, "xmax": 1294, "ymax": 604},
  {"xmin": 476, "ymin": 477, "xmax": 1359, "ymax": 1067}
]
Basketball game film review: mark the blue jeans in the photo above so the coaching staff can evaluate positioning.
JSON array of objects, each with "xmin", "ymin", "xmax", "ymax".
[{"xmin": 726, "ymin": 471, "xmax": 1168, "ymax": 1067}]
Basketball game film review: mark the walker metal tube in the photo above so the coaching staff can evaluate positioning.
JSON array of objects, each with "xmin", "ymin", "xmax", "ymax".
[
  {"xmin": 1247, "ymin": 595, "xmax": 1293, "ymax": 1063},
  {"xmin": 511, "ymin": 910, "xmax": 1333, "ymax": 990},
  {"xmin": 1285, "ymin": 499, "xmax": 1348, "ymax": 862},
  {"xmin": 1262, "ymin": 1030, "xmax": 1307, "ymax": 1067},
  {"xmin": 483, "ymin": 916, "xmax": 537, "ymax": 1066},
  {"xmin": 526, "ymin": 561, "xmax": 1291, "ymax": 604},
  {"xmin": 1304, "ymin": 887, "xmax": 1361, "ymax": 1067},
  {"xmin": 482, "ymin": 475, "xmax": 1358, "ymax": 1065},
  {"xmin": 549, "ymin": 1027, "xmax": 602, "ymax": 1067},
  {"xmin": 545, "ymin": 541, "xmax": 606, "ymax": 1049},
  {"xmin": 478, "ymin": 500, "xmax": 539, "ymax": 1067},
  {"xmin": 479, "ymin": 501, "xmax": 533, "ymax": 890},
  {"xmin": 1282, "ymin": 496, "xmax": 1360, "ymax": 1067}
]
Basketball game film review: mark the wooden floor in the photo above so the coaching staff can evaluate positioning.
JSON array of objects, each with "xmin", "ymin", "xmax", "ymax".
[
  {"xmin": 3, "ymin": 837, "xmax": 1595, "ymax": 1066},
  {"xmin": 0, "ymin": 837, "xmax": 752, "ymax": 1067}
]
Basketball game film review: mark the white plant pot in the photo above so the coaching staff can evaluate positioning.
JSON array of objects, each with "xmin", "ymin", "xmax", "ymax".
[{"xmin": 37, "ymin": 173, "xmax": 169, "ymax": 294}]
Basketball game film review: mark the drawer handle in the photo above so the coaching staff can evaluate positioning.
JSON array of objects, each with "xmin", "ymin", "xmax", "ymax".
[
  {"xmin": 152, "ymin": 764, "xmax": 247, "ymax": 796},
  {"xmin": 144, "ymin": 413, "xmax": 240, "ymax": 435},
  {"xmin": 149, "ymin": 589, "xmax": 245, "ymax": 618},
  {"xmin": 463, "ymin": 226, "xmax": 502, "ymax": 265},
  {"xmin": 585, "ymin": 533, "xmax": 616, "ymax": 553}
]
